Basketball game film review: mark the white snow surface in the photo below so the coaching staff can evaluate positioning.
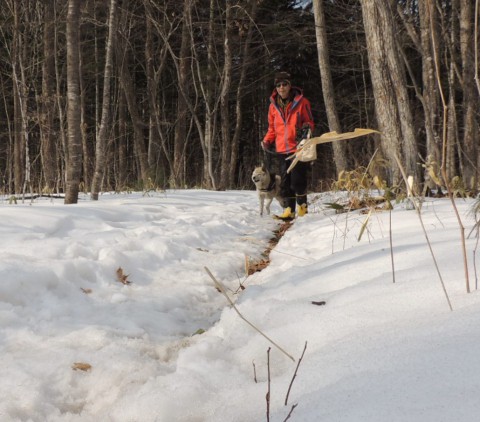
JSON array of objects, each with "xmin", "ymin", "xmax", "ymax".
[{"xmin": 1, "ymin": 190, "xmax": 480, "ymax": 422}]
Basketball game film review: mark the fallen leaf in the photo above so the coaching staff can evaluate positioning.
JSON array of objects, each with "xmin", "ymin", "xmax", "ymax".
[
  {"xmin": 72, "ymin": 362, "xmax": 92, "ymax": 371},
  {"xmin": 116, "ymin": 267, "xmax": 131, "ymax": 285}
]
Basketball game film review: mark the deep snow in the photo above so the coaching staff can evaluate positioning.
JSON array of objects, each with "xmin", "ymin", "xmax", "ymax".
[{"xmin": 1, "ymin": 190, "xmax": 480, "ymax": 422}]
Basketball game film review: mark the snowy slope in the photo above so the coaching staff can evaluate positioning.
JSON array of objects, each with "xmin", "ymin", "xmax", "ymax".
[{"xmin": 1, "ymin": 191, "xmax": 479, "ymax": 421}]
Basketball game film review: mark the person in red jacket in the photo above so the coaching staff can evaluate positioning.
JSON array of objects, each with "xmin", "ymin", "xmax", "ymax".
[{"xmin": 261, "ymin": 71, "xmax": 314, "ymax": 219}]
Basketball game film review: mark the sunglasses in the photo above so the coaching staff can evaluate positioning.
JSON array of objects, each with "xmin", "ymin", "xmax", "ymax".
[{"xmin": 276, "ymin": 82, "xmax": 290, "ymax": 88}]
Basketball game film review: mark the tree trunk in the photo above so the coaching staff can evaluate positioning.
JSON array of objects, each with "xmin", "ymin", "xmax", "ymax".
[
  {"xmin": 117, "ymin": 90, "xmax": 128, "ymax": 189},
  {"xmin": 65, "ymin": 0, "xmax": 83, "ymax": 204},
  {"xmin": 116, "ymin": 11, "xmax": 149, "ymax": 186},
  {"xmin": 447, "ymin": 64, "xmax": 458, "ymax": 181},
  {"xmin": 117, "ymin": 48, "xmax": 149, "ymax": 187},
  {"xmin": 12, "ymin": 1, "xmax": 24, "ymax": 194},
  {"xmin": 145, "ymin": 8, "xmax": 161, "ymax": 185},
  {"xmin": 313, "ymin": 0, "xmax": 347, "ymax": 175},
  {"xmin": 144, "ymin": 1, "xmax": 173, "ymax": 188},
  {"xmin": 459, "ymin": 0, "xmax": 478, "ymax": 191},
  {"xmin": 203, "ymin": 0, "xmax": 217, "ymax": 189},
  {"xmin": 360, "ymin": 0, "xmax": 418, "ymax": 184},
  {"xmin": 218, "ymin": 0, "xmax": 233, "ymax": 190},
  {"xmin": 53, "ymin": 0, "xmax": 67, "ymax": 191},
  {"xmin": 40, "ymin": 0, "xmax": 57, "ymax": 193},
  {"xmin": 80, "ymin": 50, "xmax": 90, "ymax": 191},
  {"xmin": 228, "ymin": 0, "xmax": 258, "ymax": 187},
  {"xmin": 91, "ymin": 0, "xmax": 118, "ymax": 200},
  {"xmin": 172, "ymin": 0, "xmax": 192, "ymax": 188}
]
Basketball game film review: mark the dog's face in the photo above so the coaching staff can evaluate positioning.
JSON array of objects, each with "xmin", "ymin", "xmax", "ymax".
[
  {"xmin": 251, "ymin": 165, "xmax": 282, "ymax": 215},
  {"xmin": 251, "ymin": 166, "xmax": 269, "ymax": 186}
]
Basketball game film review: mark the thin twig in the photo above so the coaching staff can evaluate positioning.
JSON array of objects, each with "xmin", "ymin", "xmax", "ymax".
[
  {"xmin": 204, "ymin": 267, "xmax": 295, "ymax": 361},
  {"xmin": 285, "ymin": 341, "xmax": 308, "ymax": 406},
  {"xmin": 474, "ymin": 249, "xmax": 478, "ymax": 291},
  {"xmin": 439, "ymin": 168, "xmax": 471, "ymax": 294},
  {"xmin": 467, "ymin": 220, "xmax": 480, "ymax": 239},
  {"xmin": 253, "ymin": 360, "xmax": 258, "ymax": 383},
  {"xmin": 428, "ymin": 0, "xmax": 470, "ymax": 294},
  {"xmin": 430, "ymin": 201, "xmax": 445, "ymax": 229},
  {"xmin": 266, "ymin": 347, "xmax": 271, "ymax": 422},
  {"xmin": 283, "ymin": 404, "xmax": 298, "ymax": 422},
  {"xmin": 246, "ymin": 238, "xmax": 312, "ymax": 261},
  {"xmin": 269, "ymin": 248, "xmax": 311, "ymax": 261},
  {"xmin": 473, "ymin": 221, "xmax": 479, "ymax": 290},
  {"xmin": 389, "ymin": 209, "xmax": 396, "ymax": 283},
  {"xmin": 394, "ymin": 154, "xmax": 453, "ymax": 311}
]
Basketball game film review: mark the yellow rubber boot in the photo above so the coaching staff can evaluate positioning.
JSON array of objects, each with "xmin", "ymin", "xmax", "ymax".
[
  {"xmin": 297, "ymin": 204, "xmax": 308, "ymax": 217},
  {"xmin": 277, "ymin": 207, "xmax": 294, "ymax": 220}
]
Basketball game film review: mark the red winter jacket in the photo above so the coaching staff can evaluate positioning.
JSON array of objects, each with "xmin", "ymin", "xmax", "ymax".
[{"xmin": 263, "ymin": 87, "xmax": 314, "ymax": 154}]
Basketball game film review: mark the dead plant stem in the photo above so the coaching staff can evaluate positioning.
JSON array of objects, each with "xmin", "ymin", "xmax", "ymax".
[
  {"xmin": 394, "ymin": 154, "xmax": 453, "ymax": 311},
  {"xmin": 204, "ymin": 267, "xmax": 295, "ymax": 361},
  {"xmin": 342, "ymin": 149, "xmax": 379, "ymax": 250},
  {"xmin": 283, "ymin": 404, "xmax": 298, "ymax": 422},
  {"xmin": 284, "ymin": 341, "xmax": 307, "ymax": 406},
  {"xmin": 389, "ymin": 209, "xmax": 396, "ymax": 283},
  {"xmin": 267, "ymin": 347, "xmax": 271, "ymax": 422},
  {"xmin": 428, "ymin": 0, "xmax": 470, "ymax": 293}
]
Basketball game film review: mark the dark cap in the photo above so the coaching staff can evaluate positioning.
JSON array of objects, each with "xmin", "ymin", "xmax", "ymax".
[{"xmin": 274, "ymin": 71, "xmax": 291, "ymax": 85}]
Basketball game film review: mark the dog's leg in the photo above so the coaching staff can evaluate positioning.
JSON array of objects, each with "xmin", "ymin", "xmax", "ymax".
[
  {"xmin": 265, "ymin": 198, "xmax": 273, "ymax": 215},
  {"xmin": 259, "ymin": 196, "xmax": 264, "ymax": 216}
]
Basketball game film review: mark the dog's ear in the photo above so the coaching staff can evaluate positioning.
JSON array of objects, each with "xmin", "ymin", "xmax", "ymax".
[{"xmin": 261, "ymin": 162, "xmax": 266, "ymax": 171}]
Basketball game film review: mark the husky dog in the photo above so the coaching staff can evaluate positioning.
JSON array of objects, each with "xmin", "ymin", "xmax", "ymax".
[{"xmin": 251, "ymin": 165, "xmax": 283, "ymax": 216}]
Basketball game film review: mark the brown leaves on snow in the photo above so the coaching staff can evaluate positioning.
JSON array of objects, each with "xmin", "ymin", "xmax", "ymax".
[{"xmin": 116, "ymin": 267, "xmax": 131, "ymax": 285}]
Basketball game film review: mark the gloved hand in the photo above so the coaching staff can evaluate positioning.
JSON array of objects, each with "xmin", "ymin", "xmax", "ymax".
[
  {"xmin": 296, "ymin": 124, "xmax": 312, "ymax": 143},
  {"xmin": 261, "ymin": 141, "xmax": 274, "ymax": 152}
]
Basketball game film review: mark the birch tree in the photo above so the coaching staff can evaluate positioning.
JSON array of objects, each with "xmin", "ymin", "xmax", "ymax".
[
  {"xmin": 40, "ymin": 0, "xmax": 57, "ymax": 192},
  {"xmin": 65, "ymin": 0, "xmax": 82, "ymax": 204},
  {"xmin": 91, "ymin": 0, "xmax": 118, "ymax": 200},
  {"xmin": 11, "ymin": 1, "xmax": 25, "ymax": 194}
]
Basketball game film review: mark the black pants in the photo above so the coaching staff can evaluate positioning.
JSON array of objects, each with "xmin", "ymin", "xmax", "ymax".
[{"xmin": 278, "ymin": 156, "xmax": 309, "ymax": 211}]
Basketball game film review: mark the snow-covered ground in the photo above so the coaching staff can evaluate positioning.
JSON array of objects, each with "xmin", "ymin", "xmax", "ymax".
[{"xmin": 1, "ymin": 190, "xmax": 479, "ymax": 421}]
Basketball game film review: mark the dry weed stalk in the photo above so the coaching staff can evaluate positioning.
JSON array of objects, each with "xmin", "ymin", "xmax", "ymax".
[
  {"xmin": 389, "ymin": 209, "xmax": 396, "ymax": 284},
  {"xmin": 266, "ymin": 347, "xmax": 271, "ymax": 422},
  {"xmin": 264, "ymin": 341, "xmax": 305, "ymax": 421},
  {"xmin": 284, "ymin": 341, "xmax": 307, "ymax": 406},
  {"xmin": 320, "ymin": 156, "xmax": 396, "ymax": 268},
  {"xmin": 204, "ymin": 267, "xmax": 295, "ymax": 362},
  {"xmin": 468, "ymin": 206, "xmax": 480, "ymax": 290},
  {"xmin": 428, "ymin": 0, "xmax": 470, "ymax": 293},
  {"xmin": 283, "ymin": 404, "xmax": 298, "ymax": 422},
  {"xmin": 394, "ymin": 154, "xmax": 453, "ymax": 311}
]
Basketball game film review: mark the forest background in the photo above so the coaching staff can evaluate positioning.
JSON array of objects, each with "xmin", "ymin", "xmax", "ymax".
[{"xmin": 1, "ymin": 0, "xmax": 479, "ymax": 203}]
